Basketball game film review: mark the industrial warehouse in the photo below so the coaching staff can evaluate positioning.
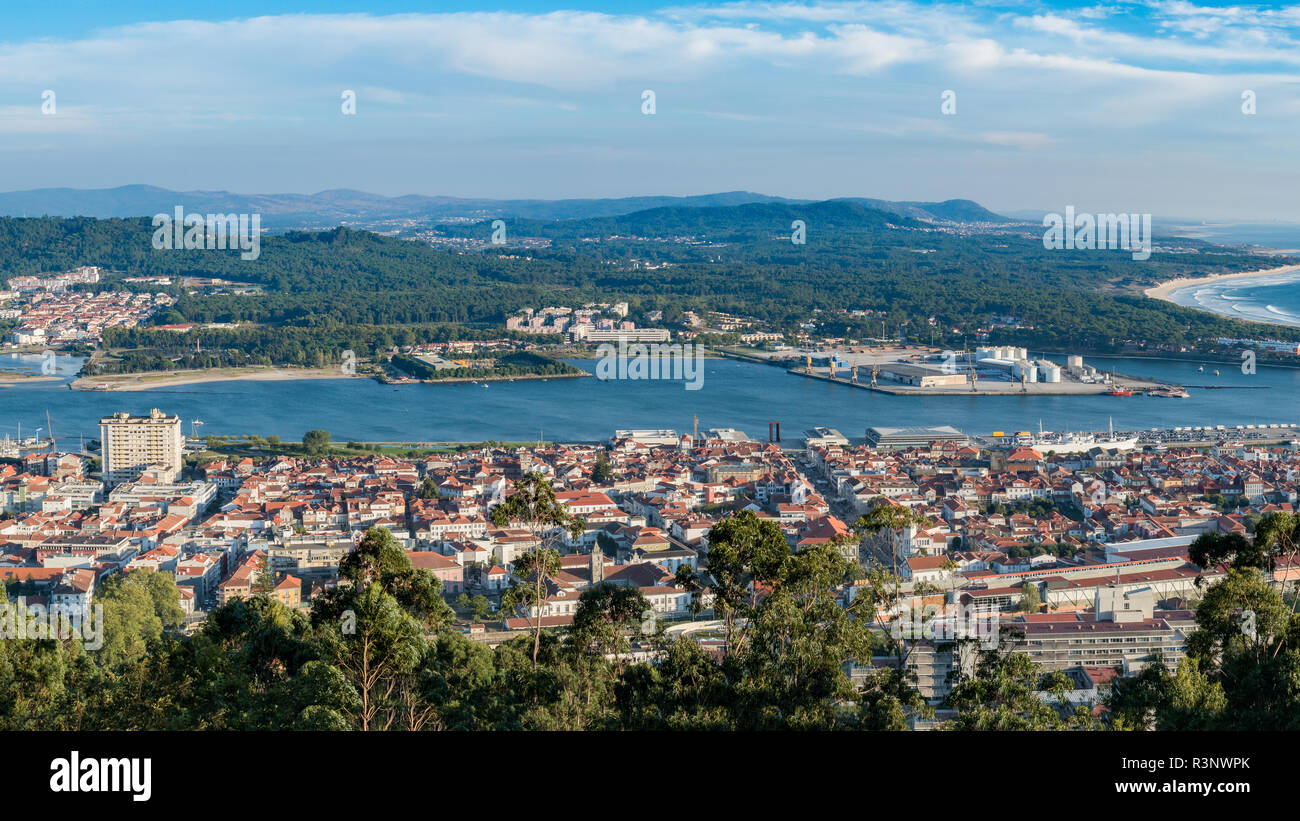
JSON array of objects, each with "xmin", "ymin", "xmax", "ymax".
[{"xmin": 769, "ymin": 345, "xmax": 1172, "ymax": 396}]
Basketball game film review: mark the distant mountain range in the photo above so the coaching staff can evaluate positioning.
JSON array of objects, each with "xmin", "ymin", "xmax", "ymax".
[
  {"xmin": 435, "ymin": 199, "xmax": 949, "ymax": 243},
  {"xmin": 0, "ymin": 184, "xmax": 1013, "ymax": 229}
]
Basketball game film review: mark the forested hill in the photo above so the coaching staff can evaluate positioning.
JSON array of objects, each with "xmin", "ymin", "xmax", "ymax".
[
  {"xmin": 0, "ymin": 218, "xmax": 572, "ymax": 325},
  {"xmin": 1, "ymin": 214, "xmax": 1297, "ymax": 353},
  {"xmin": 0, "ymin": 184, "xmax": 1009, "ymax": 227},
  {"xmin": 834, "ymin": 198, "xmax": 1012, "ymax": 223},
  {"xmin": 0, "ymin": 185, "xmax": 800, "ymax": 226},
  {"xmin": 440, "ymin": 200, "xmax": 932, "ymax": 243}
]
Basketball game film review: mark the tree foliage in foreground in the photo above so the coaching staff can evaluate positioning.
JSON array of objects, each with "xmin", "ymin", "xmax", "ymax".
[{"xmin": 7, "ymin": 520, "xmax": 1300, "ymax": 730}]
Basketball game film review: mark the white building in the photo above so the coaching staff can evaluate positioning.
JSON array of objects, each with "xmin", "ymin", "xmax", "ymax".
[{"xmin": 99, "ymin": 409, "xmax": 184, "ymax": 486}]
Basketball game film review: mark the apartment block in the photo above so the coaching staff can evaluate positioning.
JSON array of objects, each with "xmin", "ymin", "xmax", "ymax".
[{"xmin": 99, "ymin": 409, "xmax": 184, "ymax": 486}]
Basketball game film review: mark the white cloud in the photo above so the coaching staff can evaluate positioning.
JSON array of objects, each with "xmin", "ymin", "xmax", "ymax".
[
  {"xmin": 977, "ymin": 131, "xmax": 1056, "ymax": 150},
  {"xmin": 0, "ymin": 4, "xmax": 1294, "ymax": 103},
  {"xmin": 0, "ymin": 2, "xmax": 1296, "ymax": 212}
]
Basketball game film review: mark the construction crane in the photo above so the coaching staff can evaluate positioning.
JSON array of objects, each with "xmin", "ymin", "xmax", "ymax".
[
  {"xmin": 870, "ymin": 363, "xmax": 878, "ymax": 387},
  {"xmin": 804, "ymin": 356, "xmax": 813, "ymax": 375}
]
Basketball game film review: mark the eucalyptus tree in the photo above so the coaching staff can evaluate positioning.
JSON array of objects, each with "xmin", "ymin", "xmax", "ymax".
[
  {"xmin": 851, "ymin": 501, "xmax": 932, "ymax": 664},
  {"xmin": 674, "ymin": 509, "xmax": 790, "ymax": 662},
  {"xmin": 490, "ymin": 473, "xmax": 586, "ymax": 667},
  {"xmin": 670, "ymin": 510, "xmax": 910, "ymax": 728},
  {"xmin": 570, "ymin": 584, "xmax": 651, "ymax": 674},
  {"xmin": 309, "ymin": 527, "xmax": 451, "ymax": 730},
  {"xmin": 944, "ymin": 638, "xmax": 1073, "ymax": 731}
]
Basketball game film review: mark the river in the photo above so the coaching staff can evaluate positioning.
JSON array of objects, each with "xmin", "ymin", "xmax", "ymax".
[{"xmin": 0, "ymin": 351, "xmax": 1294, "ymax": 446}]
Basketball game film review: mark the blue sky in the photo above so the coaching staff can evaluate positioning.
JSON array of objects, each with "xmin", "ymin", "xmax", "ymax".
[{"xmin": 2, "ymin": 1, "xmax": 1299, "ymax": 220}]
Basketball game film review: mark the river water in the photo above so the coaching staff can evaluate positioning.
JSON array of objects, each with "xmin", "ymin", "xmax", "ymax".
[{"xmin": 0, "ymin": 352, "xmax": 1294, "ymax": 445}]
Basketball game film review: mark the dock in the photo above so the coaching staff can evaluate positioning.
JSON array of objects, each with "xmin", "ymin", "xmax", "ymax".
[{"xmin": 787, "ymin": 368, "xmax": 1173, "ymax": 396}]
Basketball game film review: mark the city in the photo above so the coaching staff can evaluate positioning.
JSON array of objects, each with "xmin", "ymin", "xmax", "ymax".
[
  {"xmin": 3, "ymin": 0, "xmax": 1300, "ymax": 802},
  {"xmin": 4, "ymin": 408, "xmax": 1299, "ymax": 725}
]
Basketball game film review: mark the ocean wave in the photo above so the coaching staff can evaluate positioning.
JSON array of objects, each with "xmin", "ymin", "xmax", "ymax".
[{"xmin": 1167, "ymin": 271, "xmax": 1300, "ymax": 327}]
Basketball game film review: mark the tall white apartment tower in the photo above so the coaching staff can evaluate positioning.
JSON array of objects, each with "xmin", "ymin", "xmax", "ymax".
[{"xmin": 99, "ymin": 408, "xmax": 184, "ymax": 486}]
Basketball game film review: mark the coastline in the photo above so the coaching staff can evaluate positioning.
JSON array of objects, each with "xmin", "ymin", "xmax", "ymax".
[
  {"xmin": 70, "ymin": 366, "xmax": 360, "ymax": 391},
  {"xmin": 1143, "ymin": 263, "xmax": 1300, "ymax": 303},
  {"xmin": 0, "ymin": 372, "xmax": 61, "ymax": 384},
  {"xmin": 414, "ymin": 371, "xmax": 589, "ymax": 384}
]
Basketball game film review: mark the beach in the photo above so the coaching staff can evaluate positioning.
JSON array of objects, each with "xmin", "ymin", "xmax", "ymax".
[
  {"xmin": 1143, "ymin": 263, "xmax": 1300, "ymax": 303},
  {"xmin": 0, "ymin": 372, "xmax": 60, "ymax": 384},
  {"xmin": 69, "ymin": 366, "xmax": 360, "ymax": 391}
]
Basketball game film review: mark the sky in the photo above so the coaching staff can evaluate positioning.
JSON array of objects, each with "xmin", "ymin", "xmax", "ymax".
[{"xmin": 2, "ymin": 1, "xmax": 1299, "ymax": 220}]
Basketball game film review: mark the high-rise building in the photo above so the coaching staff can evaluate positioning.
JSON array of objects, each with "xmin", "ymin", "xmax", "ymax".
[{"xmin": 99, "ymin": 409, "xmax": 183, "ymax": 486}]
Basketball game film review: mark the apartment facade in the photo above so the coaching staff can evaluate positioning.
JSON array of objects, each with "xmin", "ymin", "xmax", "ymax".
[{"xmin": 100, "ymin": 409, "xmax": 184, "ymax": 486}]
